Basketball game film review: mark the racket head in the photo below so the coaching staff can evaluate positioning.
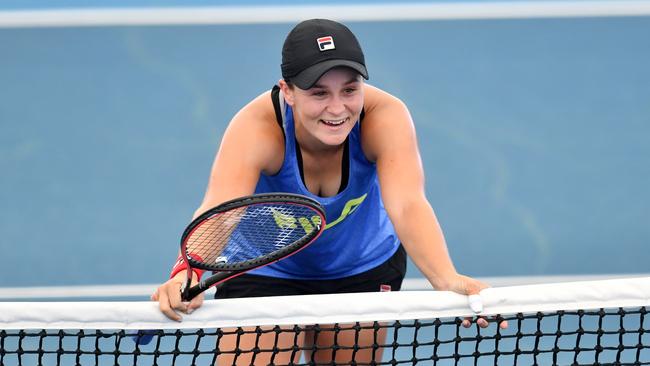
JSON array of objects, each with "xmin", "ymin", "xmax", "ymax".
[{"xmin": 180, "ymin": 193, "xmax": 326, "ymax": 272}]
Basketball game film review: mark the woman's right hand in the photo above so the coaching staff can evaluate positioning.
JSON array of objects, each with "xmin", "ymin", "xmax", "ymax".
[{"xmin": 151, "ymin": 271, "xmax": 204, "ymax": 322}]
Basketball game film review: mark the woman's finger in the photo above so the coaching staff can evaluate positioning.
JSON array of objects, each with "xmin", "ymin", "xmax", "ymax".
[
  {"xmin": 462, "ymin": 315, "xmax": 508, "ymax": 329},
  {"xmin": 157, "ymin": 285, "xmax": 183, "ymax": 322},
  {"xmin": 476, "ymin": 317, "xmax": 489, "ymax": 328}
]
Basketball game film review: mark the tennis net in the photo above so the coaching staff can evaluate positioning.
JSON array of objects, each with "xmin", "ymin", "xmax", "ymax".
[{"xmin": 1, "ymin": 277, "xmax": 649, "ymax": 365}]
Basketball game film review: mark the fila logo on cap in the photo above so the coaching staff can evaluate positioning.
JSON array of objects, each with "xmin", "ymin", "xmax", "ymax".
[{"xmin": 317, "ymin": 36, "xmax": 335, "ymax": 51}]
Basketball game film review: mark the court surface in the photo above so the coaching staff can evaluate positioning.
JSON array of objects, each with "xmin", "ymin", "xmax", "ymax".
[{"xmin": 1, "ymin": 2, "xmax": 648, "ymax": 288}]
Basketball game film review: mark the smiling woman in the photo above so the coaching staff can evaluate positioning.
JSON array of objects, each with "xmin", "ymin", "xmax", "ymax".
[
  {"xmin": 152, "ymin": 18, "xmax": 506, "ymax": 365},
  {"xmin": 282, "ymin": 68, "xmax": 365, "ymax": 196},
  {"xmin": 285, "ymin": 68, "xmax": 364, "ymax": 150}
]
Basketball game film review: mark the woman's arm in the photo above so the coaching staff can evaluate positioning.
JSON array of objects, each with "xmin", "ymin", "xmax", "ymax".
[
  {"xmin": 152, "ymin": 90, "xmax": 284, "ymax": 321},
  {"xmin": 362, "ymin": 85, "xmax": 503, "ymax": 328},
  {"xmin": 362, "ymin": 86, "xmax": 457, "ymax": 288}
]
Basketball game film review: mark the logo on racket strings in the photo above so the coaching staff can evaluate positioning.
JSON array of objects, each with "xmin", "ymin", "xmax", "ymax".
[{"xmin": 272, "ymin": 208, "xmax": 321, "ymax": 236}]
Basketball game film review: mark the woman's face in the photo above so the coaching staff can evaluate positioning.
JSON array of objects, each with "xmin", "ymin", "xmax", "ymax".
[{"xmin": 282, "ymin": 67, "xmax": 364, "ymax": 149}]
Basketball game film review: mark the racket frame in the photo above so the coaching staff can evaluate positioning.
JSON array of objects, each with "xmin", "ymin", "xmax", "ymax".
[{"xmin": 180, "ymin": 193, "xmax": 326, "ymax": 300}]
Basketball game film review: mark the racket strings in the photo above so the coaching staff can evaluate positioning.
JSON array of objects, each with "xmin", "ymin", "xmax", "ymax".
[{"xmin": 185, "ymin": 203, "xmax": 321, "ymax": 269}]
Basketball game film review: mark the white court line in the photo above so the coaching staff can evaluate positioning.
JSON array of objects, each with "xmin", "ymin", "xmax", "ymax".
[
  {"xmin": 0, "ymin": 274, "xmax": 647, "ymax": 300},
  {"xmin": 1, "ymin": 1, "xmax": 650, "ymax": 28}
]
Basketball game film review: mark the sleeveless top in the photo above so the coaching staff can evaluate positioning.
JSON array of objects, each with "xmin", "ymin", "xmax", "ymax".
[{"xmin": 249, "ymin": 87, "xmax": 400, "ymax": 279}]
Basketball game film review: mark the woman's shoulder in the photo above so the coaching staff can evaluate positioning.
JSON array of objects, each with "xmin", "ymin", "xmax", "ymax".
[
  {"xmin": 226, "ymin": 89, "xmax": 285, "ymax": 174},
  {"xmin": 361, "ymin": 84, "xmax": 412, "ymax": 134},
  {"xmin": 236, "ymin": 89, "xmax": 276, "ymax": 121},
  {"xmin": 362, "ymin": 84, "xmax": 408, "ymax": 116},
  {"xmin": 229, "ymin": 89, "xmax": 283, "ymax": 137},
  {"xmin": 360, "ymin": 84, "xmax": 414, "ymax": 162}
]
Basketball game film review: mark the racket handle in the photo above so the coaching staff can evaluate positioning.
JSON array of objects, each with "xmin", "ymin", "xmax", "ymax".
[
  {"xmin": 182, "ymin": 283, "xmax": 205, "ymax": 301},
  {"xmin": 181, "ymin": 271, "xmax": 232, "ymax": 301}
]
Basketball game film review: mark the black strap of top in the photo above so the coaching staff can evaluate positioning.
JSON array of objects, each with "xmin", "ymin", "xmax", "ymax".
[{"xmin": 270, "ymin": 85, "xmax": 285, "ymax": 138}]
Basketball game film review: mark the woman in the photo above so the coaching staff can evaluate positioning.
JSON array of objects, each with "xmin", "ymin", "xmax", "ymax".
[{"xmin": 153, "ymin": 18, "xmax": 505, "ymax": 365}]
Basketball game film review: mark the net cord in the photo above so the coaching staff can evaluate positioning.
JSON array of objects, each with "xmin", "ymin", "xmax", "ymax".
[{"xmin": 1, "ymin": 276, "xmax": 648, "ymax": 330}]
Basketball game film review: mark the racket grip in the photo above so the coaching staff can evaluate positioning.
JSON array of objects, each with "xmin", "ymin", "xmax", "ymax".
[
  {"xmin": 181, "ymin": 271, "xmax": 231, "ymax": 301},
  {"xmin": 182, "ymin": 282, "xmax": 206, "ymax": 302}
]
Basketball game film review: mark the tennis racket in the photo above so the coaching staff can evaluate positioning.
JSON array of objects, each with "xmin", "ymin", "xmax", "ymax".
[{"xmin": 179, "ymin": 193, "xmax": 326, "ymax": 301}]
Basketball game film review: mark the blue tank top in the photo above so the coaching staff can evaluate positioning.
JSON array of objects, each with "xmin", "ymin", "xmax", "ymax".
[{"xmin": 250, "ymin": 91, "xmax": 399, "ymax": 279}]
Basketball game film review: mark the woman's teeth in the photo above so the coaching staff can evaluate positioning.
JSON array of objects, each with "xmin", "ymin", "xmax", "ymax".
[{"xmin": 321, "ymin": 118, "xmax": 346, "ymax": 126}]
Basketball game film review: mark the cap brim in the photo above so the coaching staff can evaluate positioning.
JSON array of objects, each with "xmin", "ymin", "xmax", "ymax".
[{"xmin": 290, "ymin": 59, "xmax": 368, "ymax": 90}]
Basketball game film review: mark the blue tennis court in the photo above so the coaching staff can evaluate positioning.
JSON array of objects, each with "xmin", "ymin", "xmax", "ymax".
[{"xmin": 0, "ymin": 2, "xmax": 649, "ymax": 291}]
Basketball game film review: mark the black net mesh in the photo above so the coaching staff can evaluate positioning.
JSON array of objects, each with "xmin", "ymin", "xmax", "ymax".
[{"xmin": 1, "ymin": 306, "xmax": 648, "ymax": 365}]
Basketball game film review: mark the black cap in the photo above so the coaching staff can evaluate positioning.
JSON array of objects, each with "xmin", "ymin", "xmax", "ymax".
[{"xmin": 281, "ymin": 19, "xmax": 368, "ymax": 90}]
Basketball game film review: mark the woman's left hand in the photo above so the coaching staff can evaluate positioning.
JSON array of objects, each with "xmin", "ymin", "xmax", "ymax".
[{"xmin": 438, "ymin": 273, "xmax": 509, "ymax": 329}]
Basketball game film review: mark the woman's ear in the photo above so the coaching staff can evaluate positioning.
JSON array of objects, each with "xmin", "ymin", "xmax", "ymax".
[{"xmin": 278, "ymin": 79, "xmax": 295, "ymax": 106}]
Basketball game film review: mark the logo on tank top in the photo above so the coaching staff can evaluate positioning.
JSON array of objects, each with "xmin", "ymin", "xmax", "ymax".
[
  {"xmin": 270, "ymin": 193, "xmax": 367, "ymax": 233},
  {"xmin": 324, "ymin": 193, "xmax": 367, "ymax": 230},
  {"xmin": 317, "ymin": 36, "xmax": 335, "ymax": 51}
]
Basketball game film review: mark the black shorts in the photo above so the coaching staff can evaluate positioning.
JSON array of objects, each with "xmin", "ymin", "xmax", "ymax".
[{"xmin": 214, "ymin": 245, "xmax": 407, "ymax": 299}]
